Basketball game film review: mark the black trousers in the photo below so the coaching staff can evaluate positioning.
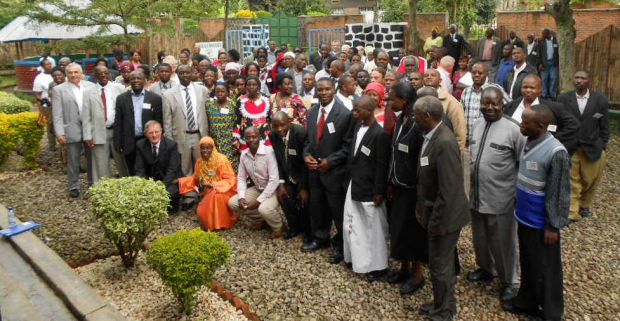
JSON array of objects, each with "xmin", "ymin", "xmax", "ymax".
[
  {"xmin": 123, "ymin": 137, "xmax": 145, "ymax": 176},
  {"xmin": 429, "ymin": 229, "xmax": 461, "ymax": 321},
  {"xmin": 514, "ymin": 223, "xmax": 564, "ymax": 321},
  {"xmin": 280, "ymin": 182, "xmax": 311, "ymax": 238},
  {"xmin": 390, "ymin": 186, "xmax": 428, "ymax": 262},
  {"xmin": 166, "ymin": 183, "xmax": 180, "ymax": 212},
  {"xmin": 309, "ymin": 184, "xmax": 345, "ymax": 249}
]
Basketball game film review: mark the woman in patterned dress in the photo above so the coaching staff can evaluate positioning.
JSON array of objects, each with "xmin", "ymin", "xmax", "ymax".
[
  {"xmin": 233, "ymin": 76, "xmax": 271, "ymax": 150},
  {"xmin": 206, "ymin": 83, "xmax": 240, "ymax": 170},
  {"xmin": 269, "ymin": 73, "xmax": 308, "ymax": 127},
  {"xmin": 365, "ymin": 82, "xmax": 397, "ymax": 137}
]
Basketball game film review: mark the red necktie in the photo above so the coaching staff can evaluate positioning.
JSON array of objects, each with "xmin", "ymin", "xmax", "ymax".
[
  {"xmin": 316, "ymin": 107, "xmax": 326, "ymax": 143},
  {"xmin": 101, "ymin": 88, "xmax": 107, "ymax": 121}
]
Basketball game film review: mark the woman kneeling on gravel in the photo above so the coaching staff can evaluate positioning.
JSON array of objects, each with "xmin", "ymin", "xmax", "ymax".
[{"xmin": 179, "ymin": 136, "xmax": 238, "ymax": 231}]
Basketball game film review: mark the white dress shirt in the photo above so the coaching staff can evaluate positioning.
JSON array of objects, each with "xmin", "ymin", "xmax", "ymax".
[
  {"xmin": 99, "ymin": 82, "xmax": 116, "ymax": 127},
  {"xmin": 576, "ymin": 89, "xmax": 590, "ymax": 115},
  {"xmin": 513, "ymin": 97, "xmax": 539, "ymax": 123},
  {"xmin": 317, "ymin": 98, "xmax": 335, "ymax": 124},
  {"xmin": 70, "ymin": 81, "xmax": 85, "ymax": 114},
  {"xmin": 180, "ymin": 82, "xmax": 198, "ymax": 130},
  {"xmin": 509, "ymin": 62, "xmax": 528, "ymax": 98},
  {"xmin": 336, "ymin": 92, "xmax": 354, "ymax": 110}
]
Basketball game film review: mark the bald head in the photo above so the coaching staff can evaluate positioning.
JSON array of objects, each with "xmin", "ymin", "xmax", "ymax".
[
  {"xmin": 354, "ymin": 94, "xmax": 378, "ymax": 112},
  {"xmin": 244, "ymin": 126, "xmax": 260, "ymax": 137},
  {"xmin": 417, "ymin": 86, "xmax": 439, "ymax": 98},
  {"xmin": 531, "ymin": 104, "xmax": 554, "ymax": 126},
  {"xmin": 523, "ymin": 74, "xmax": 542, "ymax": 87},
  {"xmin": 272, "ymin": 111, "xmax": 290, "ymax": 124}
]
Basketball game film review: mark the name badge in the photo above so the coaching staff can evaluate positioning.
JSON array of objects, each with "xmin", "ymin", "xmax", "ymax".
[
  {"xmin": 398, "ymin": 143, "xmax": 409, "ymax": 153},
  {"xmin": 311, "ymin": 98, "xmax": 319, "ymax": 105},
  {"xmin": 593, "ymin": 113, "xmax": 603, "ymax": 119},
  {"xmin": 220, "ymin": 107, "xmax": 230, "ymax": 114},
  {"xmin": 361, "ymin": 145, "xmax": 371, "ymax": 156},
  {"xmin": 288, "ymin": 148, "xmax": 297, "ymax": 156},
  {"xmin": 548, "ymin": 124, "xmax": 557, "ymax": 132},
  {"xmin": 267, "ymin": 78, "xmax": 272, "ymax": 83},
  {"xmin": 208, "ymin": 170, "xmax": 216, "ymax": 176},
  {"xmin": 453, "ymin": 38, "xmax": 458, "ymax": 43},
  {"xmin": 553, "ymin": 44, "xmax": 558, "ymax": 48},
  {"xmin": 143, "ymin": 103, "xmax": 151, "ymax": 109},
  {"xmin": 492, "ymin": 41, "xmax": 497, "ymax": 45},
  {"xmin": 420, "ymin": 156, "xmax": 429, "ymax": 167},
  {"xmin": 532, "ymin": 51, "xmax": 537, "ymax": 55},
  {"xmin": 327, "ymin": 122, "xmax": 336, "ymax": 134},
  {"xmin": 526, "ymin": 161, "xmax": 538, "ymax": 171}
]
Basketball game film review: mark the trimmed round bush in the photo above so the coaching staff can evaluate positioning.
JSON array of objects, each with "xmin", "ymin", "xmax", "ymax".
[
  {"xmin": 147, "ymin": 228, "xmax": 230, "ymax": 314},
  {"xmin": 90, "ymin": 177, "xmax": 169, "ymax": 268},
  {"xmin": 0, "ymin": 112, "xmax": 44, "ymax": 170},
  {"xmin": 235, "ymin": 9, "xmax": 257, "ymax": 18},
  {"xmin": 255, "ymin": 10, "xmax": 272, "ymax": 18},
  {"xmin": 0, "ymin": 93, "xmax": 32, "ymax": 114}
]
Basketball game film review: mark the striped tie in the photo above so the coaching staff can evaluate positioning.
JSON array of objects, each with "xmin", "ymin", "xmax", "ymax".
[{"xmin": 184, "ymin": 87, "xmax": 196, "ymax": 131}]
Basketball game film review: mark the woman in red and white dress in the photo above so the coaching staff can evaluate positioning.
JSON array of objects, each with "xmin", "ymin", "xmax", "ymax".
[
  {"xmin": 365, "ymin": 82, "xmax": 397, "ymax": 137},
  {"xmin": 233, "ymin": 76, "xmax": 272, "ymax": 151}
]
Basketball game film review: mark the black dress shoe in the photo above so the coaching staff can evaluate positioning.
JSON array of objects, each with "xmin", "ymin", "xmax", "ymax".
[
  {"xmin": 419, "ymin": 301, "xmax": 434, "ymax": 315},
  {"xmin": 500, "ymin": 286, "xmax": 518, "ymax": 302},
  {"xmin": 69, "ymin": 189, "xmax": 80, "ymax": 198},
  {"xmin": 366, "ymin": 269, "xmax": 387, "ymax": 282},
  {"xmin": 301, "ymin": 240, "xmax": 329, "ymax": 252},
  {"xmin": 467, "ymin": 269, "xmax": 494, "ymax": 282},
  {"xmin": 502, "ymin": 299, "xmax": 539, "ymax": 316},
  {"xmin": 387, "ymin": 268, "xmax": 409, "ymax": 284},
  {"xmin": 302, "ymin": 234, "xmax": 312, "ymax": 245},
  {"xmin": 283, "ymin": 230, "xmax": 299, "ymax": 240},
  {"xmin": 328, "ymin": 248, "xmax": 344, "ymax": 264},
  {"xmin": 400, "ymin": 278, "xmax": 425, "ymax": 295}
]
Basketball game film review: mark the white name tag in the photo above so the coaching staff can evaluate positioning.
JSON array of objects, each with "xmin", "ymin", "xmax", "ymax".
[
  {"xmin": 453, "ymin": 38, "xmax": 458, "ymax": 43},
  {"xmin": 267, "ymin": 78, "xmax": 272, "ymax": 83},
  {"xmin": 327, "ymin": 122, "xmax": 336, "ymax": 134},
  {"xmin": 553, "ymin": 44, "xmax": 558, "ymax": 48},
  {"xmin": 532, "ymin": 51, "xmax": 537, "ymax": 55},
  {"xmin": 526, "ymin": 161, "xmax": 538, "ymax": 171},
  {"xmin": 220, "ymin": 107, "xmax": 230, "ymax": 114},
  {"xmin": 398, "ymin": 143, "xmax": 409, "ymax": 153},
  {"xmin": 361, "ymin": 145, "xmax": 371, "ymax": 156},
  {"xmin": 548, "ymin": 124, "xmax": 557, "ymax": 132},
  {"xmin": 288, "ymin": 148, "xmax": 297, "ymax": 156},
  {"xmin": 420, "ymin": 156, "xmax": 429, "ymax": 167},
  {"xmin": 492, "ymin": 41, "xmax": 497, "ymax": 45},
  {"xmin": 593, "ymin": 113, "xmax": 603, "ymax": 119},
  {"xmin": 142, "ymin": 103, "xmax": 151, "ymax": 109},
  {"xmin": 311, "ymin": 98, "xmax": 319, "ymax": 105}
]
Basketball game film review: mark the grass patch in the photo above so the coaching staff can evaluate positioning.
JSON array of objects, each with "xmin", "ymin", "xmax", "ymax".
[
  {"xmin": 0, "ymin": 75, "xmax": 16, "ymax": 89},
  {"xmin": 12, "ymin": 91, "xmax": 36, "ymax": 104}
]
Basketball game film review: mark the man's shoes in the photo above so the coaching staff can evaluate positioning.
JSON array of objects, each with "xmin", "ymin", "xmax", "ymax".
[
  {"xmin": 180, "ymin": 201, "xmax": 194, "ymax": 211},
  {"xmin": 419, "ymin": 301, "xmax": 434, "ymax": 315},
  {"xmin": 579, "ymin": 207, "xmax": 591, "ymax": 218},
  {"xmin": 283, "ymin": 230, "xmax": 299, "ymax": 240},
  {"xmin": 400, "ymin": 278, "xmax": 425, "ymax": 295},
  {"xmin": 301, "ymin": 240, "xmax": 329, "ymax": 252},
  {"xmin": 69, "ymin": 189, "xmax": 80, "ymax": 198},
  {"xmin": 302, "ymin": 234, "xmax": 313, "ymax": 245},
  {"xmin": 387, "ymin": 268, "xmax": 409, "ymax": 284},
  {"xmin": 502, "ymin": 299, "xmax": 539, "ymax": 316},
  {"xmin": 250, "ymin": 221, "xmax": 267, "ymax": 230},
  {"xmin": 467, "ymin": 269, "xmax": 494, "ymax": 282},
  {"xmin": 269, "ymin": 227, "xmax": 285, "ymax": 239},
  {"xmin": 328, "ymin": 248, "xmax": 344, "ymax": 264},
  {"xmin": 366, "ymin": 269, "xmax": 387, "ymax": 282},
  {"xmin": 500, "ymin": 286, "xmax": 518, "ymax": 302}
]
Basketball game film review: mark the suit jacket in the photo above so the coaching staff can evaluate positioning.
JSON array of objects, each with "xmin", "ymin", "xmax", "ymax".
[
  {"xmin": 416, "ymin": 123, "xmax": 470, "ymax": 235},
  {"xmin": 525, "ymin": 42, "xmax": 541, "ymax": 69},
  {"xmin": 310, "ymin": 51, "xmax": 330, "ymax": 72},
  {"xmin": 162, "ymin": 83, "xmax": 209, "ymax": 149},
  {"xmin": 537, "ymin": 37, "xmax": 560, "ymax": 67},
  {"xmin": 504, "ymin": 97, "xmax": 580, "ymax": 154},
  {"xmin": 347, "ymin": 121, "xmax": 390, "ymax": 202},
  {"xmin": 504, "ymin": 37, "xmax": 525, "ymax": 50},
  {"xmin": 149, "ymin": 80, "xmax": 178, "ymax": 97},
  {"xmin": 285, "ymin": 68, "xmax": 311, "ymax": 94},
  {"xmin": 134, "ymin": 137, "xmax": 182, "ymax": 187},
  {"xmin": 113, "ymin": 90, "xmax": 163, "ymax": 155},
  {"xmin": 269, "ymin": 124, "xmax": 309, "ymax": 190},
  {"xmin": 304, "ymin": 99, "xmax": 355, "ymax": 193},
  {"xmin": 52, "ymin": 81, "xmax": 95, "ymax": 143},
  {"xmin": 443, "ymin": 33, "xmax": 474, "ymax": 60},
  {"xmin": 389, "ymin": 116, "xmax": 424, "ymax": 188},
  {"xmin": 477, "ymin": 36, "xmax": 503, "ymax": 66},
  {"xmin": 557, "ymin": 90, "xmax": 610, "ymax": 160},
  {"xmin": 82, "ymin": 82, "xmax": 126, "ymax": 144},
  {"xmin": 502, "ymin": 62, "xmax": 539, "ymax": 100}
]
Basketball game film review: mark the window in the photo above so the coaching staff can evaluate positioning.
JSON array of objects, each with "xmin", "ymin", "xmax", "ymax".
[{"xmin": 332, "ymin": 8, "xmax": 344, "ymax": 15}]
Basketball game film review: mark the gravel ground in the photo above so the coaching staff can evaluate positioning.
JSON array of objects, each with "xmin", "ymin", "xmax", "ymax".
[{"xmin": 0, "ymin": 134, "xmax": 619, "ymax": 320}]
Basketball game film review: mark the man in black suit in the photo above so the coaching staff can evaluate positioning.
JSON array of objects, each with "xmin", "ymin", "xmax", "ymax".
[
  {"xmin": 525, "ymin": 34, "xmax": 540, "ymax": 73},
  {"xmin": 557, "ymin": 70, "xmax": 610, "ymax": 221},
  {"xmin": 503, "ymin": 47, "xmax": 538, "ymax": 100},
  {"xmin": 113, "ymin": 70, "xmax": 163, "ymax": 175},
  {"xmin": 134, "ymin": 120, "xmax": 182, "ymax": 213},
  {"xmin": 414, "ymin": 96, "xmax": 470, "ymax": 321},
  {"xmin": 310, "ymin": 43, "xmax": 332, "ymax": 72},
  {"xmin": 503, "ymin": 74, "xmax": 579, "ymax": 154},
  {"xmin": 504, "ymin": 30, "xmax": 525, "ymax": 50},
  {"xmin": 443, "ymin": 24, "xmax": 474, "ymax": 61},
  {"xmin": 269, "ymin": 111, "xmax": 311, "ymax": 242},
  {"xmin": 302, "ymin": 77, "xmax": 355, "ymax": 264},
  {"xmin": 537, "ymin": 28, "xmax": 560, "ymax": 100}
]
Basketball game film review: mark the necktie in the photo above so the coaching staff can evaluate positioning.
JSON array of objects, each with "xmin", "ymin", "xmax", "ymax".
[
  {"xmin": 101, "ymin": 88, "xmax": 107, "ymax": 121},
  {"xmin": 316, "ymin": 108, "xmax": 326, "ymax": 144},
  {"xmin": 184, "ymin": 87, "xmax": 196, "ymax": 131},
  {"xmin": 152, "ymin": 144, "xmax": 158, "ymax": 159},
  {"xmin": 284, "ymin": 137, "xmax": 289, "ymax": 163}
]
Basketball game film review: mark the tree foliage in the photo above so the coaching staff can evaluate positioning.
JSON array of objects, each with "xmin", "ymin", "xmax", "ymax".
[
  {"xmin": 274, "ymin": 0, "xmax": 330, "ymax": 16},
  {"xmin": 381, "ymin": 0, "xmax": 408, "ymax": 22}
]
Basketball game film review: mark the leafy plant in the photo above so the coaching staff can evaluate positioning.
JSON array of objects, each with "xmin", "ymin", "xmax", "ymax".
[
  {"xmin": 235, "ymin": 9, "xmax": 257, "ymax": 17},
  {"xmin": 255, "ymin": 10, "xmax": 272, "ymax": 18},
  {"xmin": 147, "ymin": 228, "xmax": 230, "ymax": 314},
  {"xmin": 0, "ymin": 112, "xmax": 43, "ymax": 169},
  {"xmin": 0, "ymin": 93, "xmax": 32, "ymax": 114},
  {"xmin": 90, "ymin": 177, "xmax": 169, "ymax": 268},
  {"xmin": 381, "ymin": 0, "xmax": 408, "ymax": 22}
]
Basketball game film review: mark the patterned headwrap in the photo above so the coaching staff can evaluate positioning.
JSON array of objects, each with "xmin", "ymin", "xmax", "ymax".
[
  {"xmin": 364, "ymin": 82, "xmax": 386, "ymax": 108},
  {"xmin": 432, "ymin": 26, "xmax": 441, "ymax": 33},
  {"xmin": 225, "ymin": 62, "xmax": 240, "ymax": 72},
  {"xmin": 198, "ymin": 136, "xmax": 225, "ymax": 184}
]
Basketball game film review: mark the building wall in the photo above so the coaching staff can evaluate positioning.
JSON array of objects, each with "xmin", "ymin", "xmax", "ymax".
[
  {"xmin": 345, "ymin": 23, "xmax": 407, "ymax": 57},
  {"xmin": 404, "ymin": 12, "xmax": 450, "ymax": 40}
]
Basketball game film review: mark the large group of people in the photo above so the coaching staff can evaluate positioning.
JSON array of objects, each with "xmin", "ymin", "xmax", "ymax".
[{"xmin": 32, "ymin": 24, "xmax": 610, "ymax": 321}]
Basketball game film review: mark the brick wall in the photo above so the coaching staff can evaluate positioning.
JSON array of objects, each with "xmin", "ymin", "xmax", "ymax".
[
  {"xmin": 497, "ymin": 8, "xmax": 620, "ymax": 42},
  {"xmin": 15, "ymin": 63, "xmax": 39, "ymax": 91},
  {"xmin": 404, "ymin": 12, "xmax": 449, "ymax": 40}
]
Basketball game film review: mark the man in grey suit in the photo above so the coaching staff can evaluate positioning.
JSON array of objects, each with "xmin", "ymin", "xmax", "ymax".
[
  {"xmin": 162, "ymin": 64, "xmax": 209, "ymax": 176},
  {"xmin": 52, "ymin": 63, "xmax": 95, "ymax": 198},
  {"xmin": 286, "ymin": 53, "xmax": 309, "ymax": 94},
  {"xmin": 477, "ymin": 28, "xmax": 503, "ymax": 83},
  {"xmin": 414, "ymin": 96, "xmax": 470, "ymax": 321},
  {"xmin": 149, "ymin": 63, "xmax": 177, "ymax": 97},
  {"xmin": 83, "ymin": 65, "xmax": 128, "ymax": 182}
]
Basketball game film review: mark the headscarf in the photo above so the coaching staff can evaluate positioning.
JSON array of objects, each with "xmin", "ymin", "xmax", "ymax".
[
  {"xmin": 198, "ymin": 136, "xmax": 225, "ymax": 184},
  {"xmin": 283, "ymin": 52, "xmax": 295, "ymax": 59},
  {"xmin": 364, "ymin": 82, "xmax": 386, "ymax": 108},
  {"xmin": 224, "ymin": 62, "xmax": 240, "ymax": 72},
  {"xmin": 432, "ymin": 26, "xmax": 440, "ymax": 33}
]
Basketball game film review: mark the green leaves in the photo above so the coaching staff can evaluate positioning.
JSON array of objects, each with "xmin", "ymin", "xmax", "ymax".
[
  {"xmin": 0, "ymin": 111, "xmax": 43, "ymax": 170},
  {"xmin": 0, "ymin": 93, "xmax": 32, "ymax": 115}
]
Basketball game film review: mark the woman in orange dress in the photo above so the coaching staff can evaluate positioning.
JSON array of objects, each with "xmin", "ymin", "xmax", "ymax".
[{"xmin": 179, "ymin": 136, "xmax": 237, "ymax": 231}]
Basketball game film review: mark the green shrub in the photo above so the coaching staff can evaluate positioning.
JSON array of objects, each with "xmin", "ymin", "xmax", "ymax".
[
  {"xmin": 255, "ymin": 10, "xmax": 272, "ymax": 18},
  {"xmin": 235, "ymin": 9, "xmax": 257, "ymax": 18},
  {"xmin": 90, "ymin": 177, "xmax": 169, "ymax": 268},
  {"xmin": 0, "ymin": 93, "xmax": 32, "ymax": 114},
  {"xmin": 307, "ymin": 11, "xmax": 327, "ymax": 16},
  {"xmin": 0, "ymin": 112, "xmax": 43, "ymax": 170},
  {"xmin": 147, "ymin": 228, "xmax": 230, "ymax": 314}
]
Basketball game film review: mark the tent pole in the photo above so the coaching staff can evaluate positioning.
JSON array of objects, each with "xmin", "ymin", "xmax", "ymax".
[{"xmin": 15, "ymin": 42, "xmax": 20, "ymax": 60}]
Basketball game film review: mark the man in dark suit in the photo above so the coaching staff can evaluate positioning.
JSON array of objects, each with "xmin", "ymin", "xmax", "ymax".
[
  {"xmin": 286, "ymin": 53, "xmax": 310, "ymax": 94},
  {"xmin": 414, "ymin": 96, "xmax": 470, "ymax": 321},
  {"xmin": 113, "ymin": 70, "xmax": 163, "ymax": 175},
  {"xmin": 269, "ymin": 111, "xmax": 311, "ymax": 242},
  {"xmin": 557, "ymin": 70, "xmax": 610, "ymax": 221},
  {"xmin": 504, "ymin": 30, "xmax": 525, "ymax": 50},
  {"xmin": 503, "ymin": 74, "xmax": 580, "ymax": 155},
  {"xmin": 302, "ymin": 77, "xmax": 355, "ymax": 264},
  {"xmin": 134, "ymin": 120, "xmax": 182, "ymax": 213},
  {"xmin": 503, "ymin": 47, "xmax": 538, "ymax": 100},
  {"xmin": 310, "ymin": 44, "xmax": 332, "ymax": 72},
  {"xmin": 525, "ymin": 34, "xmax": 540, "ymax": 73},
  {"xmin": 477, "ymin": 28, "xmax": 503, "ymax": 83},
  {"xmin": 537, "ymin": 28, "xmax": 560, "ymax": 100},
  {"xmin": 443, "ymin": 24, "xmax": 474, "ymax": 61}
]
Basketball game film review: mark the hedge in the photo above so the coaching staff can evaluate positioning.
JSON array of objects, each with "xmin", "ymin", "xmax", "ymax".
[
  {"xmin": 235, "ymin": 10, "xmax": 257, "ymax": 18},
  {"xmin": 0, "ymin": 93, "xmax": 33, "ymax": 114},
  {"xmin": 0, "ymin": 112, "xmax": 44, "ymax": 170},
  {"xmin": 255, "ymin": 10, "xmax": 272, "ymax": 18}
]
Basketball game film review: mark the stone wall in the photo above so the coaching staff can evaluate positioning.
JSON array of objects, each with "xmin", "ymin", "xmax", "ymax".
[{"xmin": 345, "ymin": 23, "xmax": 407, "ymax": 57}]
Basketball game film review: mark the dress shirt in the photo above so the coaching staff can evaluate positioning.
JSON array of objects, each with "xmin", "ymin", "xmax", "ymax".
[
  {"xmin": 237, "ymin": 143, "xmax": 279, "ymax": 203},
  {"xmin": 509, "ymin": 62, "xmax": 528, "ymax": 98},
  {"xmin": 302, "ymin": 87, "xmax": 315, "ymax": 98},
  {"xmin": 293, "ymin": 69, "xmax": 303, "ymax": 94},
  {"xmin": 158, "ymin": 80, "xmax": 174, "ymax": 91},
  {"xmin": 497, "ymin": 58, "xmax": 516, "ymax": 86},
  {"xmin": 527, "ymin": 43, "xmax": 535, "ymax": 55},
  {"xmin": 353, "ymin": 125, "xmax": 369, "ymax": 156},
  {"xmin": 267, "ymin": 50, "xmax": 277, "ymax": 65},
  {"xmin": 180, "ymin": 82, "xmax": 198, "ymax": 131},
  {"xmin": 315, "ymin": 69, "xmax": 330, "ymax": 82},
  {"xmin": 99, "ymin": 82, "xmax": 115, "ymax": 127},
  {"xmin": 131, "ymin": 90, "xmax": 146, "ymax": 136},
  {"xmin": 545, "ymin": 37, "xmax": 554, "ymax": 60},
  {"xmin": 70, "ymin": 81, "xmax": 85, "ymax": 114},
  {"xmin": 513, "ymin": 97, "xmax": 540, "ymax": 124},
  {"xmin": 317, "ymin": 99, "xmax": 335, "ymax": 124},
  {"xmin": 482, "ymin": 39, "xmax": 494, "ymax": 61},
  {"xmin": 336, "ymin": 92, "xmax": 354, "ymax": 110},
  {"xmin": 421, "ymin": 121, "xmax": 443, "ymax": 156},
  {"xmin": 576, "ymin": 89, "xmax": 590, "ymax": 115}
]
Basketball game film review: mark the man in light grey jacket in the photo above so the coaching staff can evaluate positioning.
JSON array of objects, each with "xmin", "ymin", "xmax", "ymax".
[
  {"xmin": 467, "ymin": 87, "xmax": 526, "ymax": 302},
  {"xmin": 52, "ymin": 63, "xmax": 95, "ymax": 198}
]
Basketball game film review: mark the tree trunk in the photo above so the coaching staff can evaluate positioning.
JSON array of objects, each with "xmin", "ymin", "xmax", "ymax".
[
  {"xmin": 409, "ymin": 0, "xmax": 419, "ymax": 47},
  {"xmin": 545, "ymin": 0, "xmax": 576, "ymax": 92},
  {"xmin": 223, "ymin": 0, "xmax": 230, "ymax": 35}
]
